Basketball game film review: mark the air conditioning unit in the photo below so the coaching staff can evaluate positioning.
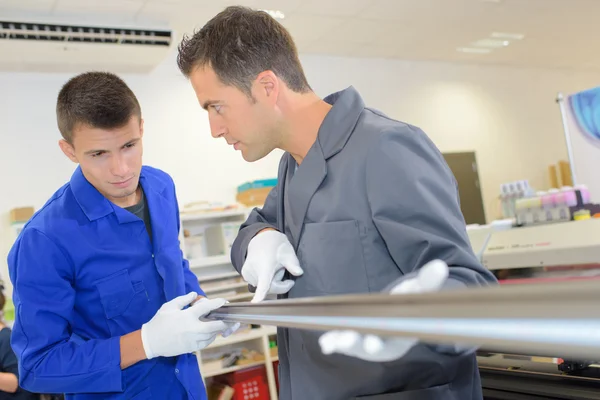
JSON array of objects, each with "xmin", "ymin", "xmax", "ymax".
[{"xmin": 0, "ymin": 20, "xmax": 174, "ymax": 74}]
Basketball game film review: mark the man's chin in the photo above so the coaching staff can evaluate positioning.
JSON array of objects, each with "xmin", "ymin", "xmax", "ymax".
[
  {"xmin": 241, "ymin": 149, "xmax": 270, "ymax": 163},
  {"xmin": 109, "ymin": 183, "xmax": 139, "ymax": 199}
]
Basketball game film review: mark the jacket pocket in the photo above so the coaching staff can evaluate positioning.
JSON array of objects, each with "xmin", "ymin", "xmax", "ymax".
[
  {"xmin": 353, "ymin": 383, "xmax": 455, "ymax": 400},
  {"xmin": 296, "ymin": 220, "xmax": 368, "ymax": 295},
  {"xmin": 94, "ymin": 269, "xmax": 141, "ymax": 319}
]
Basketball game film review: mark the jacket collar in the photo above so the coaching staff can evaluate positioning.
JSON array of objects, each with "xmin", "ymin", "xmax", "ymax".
[
  {"xmin": 318, "ymin": 85, "xmax": 365, "ymax": 159},
  {"xmin": 282, "ymin": 86, "xmax": 365, "ymax": 247},
  {"xmin": 70, "ymin": 166, "xmax": 162, "ymax": 222},
  {"xmin": 70, "ymin": 166, "xmax": 113, "ymax": 222}
]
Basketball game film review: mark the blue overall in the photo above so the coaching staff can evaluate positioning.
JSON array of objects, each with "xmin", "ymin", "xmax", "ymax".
[{"xmin": 8, "ymin": 166, "xmax": 206, "ymax": 400}]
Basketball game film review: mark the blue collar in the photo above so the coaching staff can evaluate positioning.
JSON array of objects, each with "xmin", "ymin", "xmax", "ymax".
[{"xmin": 70, "ymin": 166, "xmax": 163, "ymax": 222}]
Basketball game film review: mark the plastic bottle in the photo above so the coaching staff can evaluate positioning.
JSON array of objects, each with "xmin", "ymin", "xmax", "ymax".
[
  {"xmin": 515, "ymin": 181, "xmax": 524, "ymax": 201},
  {"xmin": 521, "ymin": 180, "xmax": 534, "ymax": 198},
  {"xmin": 561, "ymin": 186, "xmax": 577, "ymax": 207},
  {"xmin": 514, "ymin": 197, "xmax": 528, "ymax": 225},
  {"xmin": 553, "ymin": 188, "xmax": 569, "ymax": 220},
  {"xmin": 528, "ymin": 191, "xmax": 542, "ymax": 223},
  {"xmin": 540, "ymin": 190, "xmax": 552, "ymax": 210},
  {"xmin": 508, "ymin": 182, "xmax": 518, "ymax": 218},
  {"xmin": 546, "ymin": 188, "xmax": 559, "ymax": 222},
  {"xmin": 500, "ymin": 184, "xmax": 512, "ymax": 219},
  {"xmin": 537, "ymin": 191, "xmax": 549, "ymax": 223}
]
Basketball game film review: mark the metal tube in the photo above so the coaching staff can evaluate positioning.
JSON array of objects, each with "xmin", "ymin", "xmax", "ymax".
[
  {"xmin": 206, "ymin": 280, "xmax": 600, "ymax": 360},
  {"xmin": 557, "ymin": 92, "xmax": 578, "ymax": 185}
]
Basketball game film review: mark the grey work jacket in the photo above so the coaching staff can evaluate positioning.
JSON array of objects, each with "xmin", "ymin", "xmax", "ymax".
[{"xmin": 231, "ymin": 86, "xmax": 498, "ymax": 400}]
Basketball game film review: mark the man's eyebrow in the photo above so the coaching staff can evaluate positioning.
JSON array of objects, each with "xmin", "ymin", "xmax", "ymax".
[
  {"xmin": 202, "ymin": 99, "xmax": 219, "ymax": 110},
  {"xmin": 83, "ymin": 138, "xmax": 140, "ymax": 155},
  {"xmin": 84, "ymin": 148, "xmax": 107, "ymax": 155},
  {"xmin": 123, "ymin": 138, "xmax": 140, "ymax": 147}
]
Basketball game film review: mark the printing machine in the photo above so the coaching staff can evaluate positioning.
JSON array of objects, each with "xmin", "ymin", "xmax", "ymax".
[{"xmin": 468, "ymin": 218, "xmax": 600, "ymax": 399}]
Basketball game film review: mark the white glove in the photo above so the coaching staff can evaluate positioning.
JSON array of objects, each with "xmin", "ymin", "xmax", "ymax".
[
  {"xmin": 192, "ymin": 297, "xmax": 241, "ymax": 338},
  {"xmin": 141, "ymin": 292, "xmax": 234, "ymax": 359},
  {"xmin": 242, "ymin": 230, "xmax": 303, "ymax": 303},
  {"xmin": 318, "ymin": 260, "xmax": 449, "ymax": 362}
]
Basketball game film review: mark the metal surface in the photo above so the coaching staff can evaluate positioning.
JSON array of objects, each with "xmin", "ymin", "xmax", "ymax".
[
  {"xmin": 479, "ymin": 218, "xmax": 600, "ymax": 270},
  {"xmin": 207, "ymin": 278, "xmax": 600, "ymax": 360},
  {"xmin": 557, "ymin": 92, "xmax": 578, "ymax": 186}
]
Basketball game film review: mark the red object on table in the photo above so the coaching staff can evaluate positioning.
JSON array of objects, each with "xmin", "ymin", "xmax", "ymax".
[{"xmin": 215, "ymin": 365, "xmax": 270, "ymax": 400}]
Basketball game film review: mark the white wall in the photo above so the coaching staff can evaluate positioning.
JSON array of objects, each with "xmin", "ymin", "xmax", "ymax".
[{"xmin": 2, "ymin": 49, "xmax": 600, "ymax": 295}]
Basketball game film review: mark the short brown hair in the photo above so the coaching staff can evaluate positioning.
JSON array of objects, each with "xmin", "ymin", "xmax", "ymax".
[
  {"xmin": 176, "ymin": 6, "xmax": 311, "ymax": 97},
  {"xmin": 56, "ymin": 71, "xmax": 141, "ymax": 143}
]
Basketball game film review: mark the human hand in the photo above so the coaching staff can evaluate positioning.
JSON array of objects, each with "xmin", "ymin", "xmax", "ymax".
[
  {"xmin": 242, "ymin": 230, "xmax": 303, "ymax": 302},
  {"xmin": 191, "ymin": 295, "xmax": 205, "ymax": 305},
  {"xmin": 318, "ymin": 260, "xmax": 449, "ymax": 362},
  {"xmin": 194, "ymin": 297, "xmax": 241, "ymax": 338},
  {"xmin": 141, "ymin": 292, "xmax": 237, "ymax": 359}
]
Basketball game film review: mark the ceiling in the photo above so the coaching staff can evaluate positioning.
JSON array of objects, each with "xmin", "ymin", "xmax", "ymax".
[{"xmin": 0, "ymin": 0, "xmax": 599, "ymax": 71}]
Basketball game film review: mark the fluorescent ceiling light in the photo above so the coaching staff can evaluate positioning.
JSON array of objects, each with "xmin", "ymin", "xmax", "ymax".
[
  {"xmin": 260, "ymin": 9, "xmax": 285, "ymax": 19},
  {"xmin": 471, "ymin": 38, "xmax": 510, "ymax": 48},
  {"xmin": 491, "ymin": 32, "xmax": 525, "ymax": 40},
  {"xmin": 456, "ymin": 47, "xmax": 492, "ymax": 54}
]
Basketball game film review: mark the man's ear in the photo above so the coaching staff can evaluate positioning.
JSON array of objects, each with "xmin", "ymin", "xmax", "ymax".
[
  {"xmin": 255, "ymin": 70, "xmax": 279, "ymax": 105},
  {"xmin": 58, "ymin": 139, "xmax": 78, "ymax": 163}
]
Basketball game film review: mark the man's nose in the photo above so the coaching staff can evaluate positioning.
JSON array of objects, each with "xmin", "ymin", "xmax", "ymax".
[
  {"xmin": 209, "ymin": 115, "xmax": 226, "ymax": 138},
  {"xmin": 110, "ymin": 155, "xmax": 129, "ymax": 177}
]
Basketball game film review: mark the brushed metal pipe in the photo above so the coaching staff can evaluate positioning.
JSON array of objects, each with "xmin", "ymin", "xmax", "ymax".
[{"xmin": 206, "ymin": 280, "xmax": 600, "ymax": 360}]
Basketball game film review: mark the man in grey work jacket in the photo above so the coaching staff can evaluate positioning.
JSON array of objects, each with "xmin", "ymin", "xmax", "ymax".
[{"xmin": 177, "ymin": 5, "xmax": 498, "ymax": 400}]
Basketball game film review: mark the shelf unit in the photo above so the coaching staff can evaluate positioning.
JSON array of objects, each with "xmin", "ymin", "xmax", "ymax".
[
  {"xmin": 199, "ymin": 326, "xmax": 279, "ymax": 398},
  {"xmin": 179, "ymin": 208, "xmax": 280, "ymax": 399},
  {"xmin": 180, "ymin": 208, "xmax": 251, "ymax": 302}
]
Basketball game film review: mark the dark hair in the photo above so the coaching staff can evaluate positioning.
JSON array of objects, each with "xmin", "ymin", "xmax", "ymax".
[
  {"xmin": 0, "ymin": 286, "xmax": 5, "ymax": 312},
  {"xmin": 56, "ymin": 71, "xmax": 141, "ymax": 143},
  {"xmin": 176, "ymin": 6, "xmax": 311, "ymax": 97}
]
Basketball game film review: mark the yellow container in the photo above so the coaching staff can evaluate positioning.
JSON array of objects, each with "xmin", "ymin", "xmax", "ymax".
[{"xmin": 573, "ymin": 209, "xmax": 591, "ymax": 221}]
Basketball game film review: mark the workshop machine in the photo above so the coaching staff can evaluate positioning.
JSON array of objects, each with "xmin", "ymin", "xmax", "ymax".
[{"xmin": 469, "ymin": 218, "xmax": 600, "ymax": 399}]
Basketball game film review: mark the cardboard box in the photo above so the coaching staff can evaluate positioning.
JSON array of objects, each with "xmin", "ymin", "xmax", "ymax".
[
  {"xmin": 236, "ymin": 187, "xmax": 272, "ymax": 207},
  {"xmin": 237, "ymin": 178, "xmax": 277, "ymax": 193},
  {"xmin": 10, "ymin": 207, "xmax": 34, "ymax": 223},
  {"xmin": 207, "ymin": 383, "xmax": 234, "ymax": 400}
]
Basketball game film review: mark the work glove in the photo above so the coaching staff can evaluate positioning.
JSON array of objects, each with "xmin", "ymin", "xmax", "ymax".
[
  {"xmin": 242, "ymin": 230, "xmax": 304, "ymax": 303},
  {"xmin": 193, "ymin": 297, "xmax": 241, "ymax": 338},
  {"xmin": 141, "ymin": 292, "xmax": 236, "ymax": 359},
  {"xmin": 318, "ymin": 259, "xmax": 449, "ymax": 362}
]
